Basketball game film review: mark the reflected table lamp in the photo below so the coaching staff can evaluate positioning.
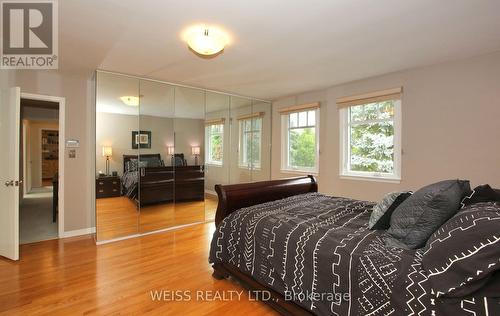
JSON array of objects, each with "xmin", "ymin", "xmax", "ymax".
[
  {"xmin": 168, "ymin": 146, "xmax": 175, "ymax": 166},
  {"xmin": 192, "ymin": 146, "xmax": 200, "ymax": 165},
  {"xmin": 102, "ymin": 146, "xmax": 113, "ymax": 176}
]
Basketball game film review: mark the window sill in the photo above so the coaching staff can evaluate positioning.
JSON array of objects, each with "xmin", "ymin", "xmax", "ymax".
[
  {"xmin": 280, "ymin": 168, "xmax": 318, "ymax": 176},
  {"xmin": 206, "ymin": 163, "xmax": 223, "ymax": 167},
  {"xmin": 339, "ymin": 173, "xmax": 401, "ymax": 184},
  {"xmin": 238, "ymin": 166, "xmax": 262, "ymax": 171}
]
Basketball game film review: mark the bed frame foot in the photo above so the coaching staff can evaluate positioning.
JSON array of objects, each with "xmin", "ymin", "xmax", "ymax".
[{"xmin": 212, "ymin": 266, "xmax": 229, "ymax": 280}]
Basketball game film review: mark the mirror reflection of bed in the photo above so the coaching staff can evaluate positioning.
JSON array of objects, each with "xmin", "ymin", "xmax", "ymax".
[{"xmin": 95, "ymin": 71, "xmax": 270, "ymax": 242}]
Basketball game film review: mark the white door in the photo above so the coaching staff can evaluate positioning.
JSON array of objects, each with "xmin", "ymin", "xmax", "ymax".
[{"xmin": 0, "ymin": 87, "xmax": 20, "ymax": 260}]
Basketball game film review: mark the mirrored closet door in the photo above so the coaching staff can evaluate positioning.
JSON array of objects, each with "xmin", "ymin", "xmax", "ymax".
[
  {"xmin": 137, "ymin": 80, "xmax": 175, "ymax": 233},
  {"xmin": 230, "ymin": 96, "xmax": 253, "ymax": 184},
  {"xmin": 250, "ymin": 100, "xmax": 272, "ymax": 183},
  {"xmin": 170, "ymin": 86, "xmax": 206, "ymax": 227},
  {"xmin": 95, "ymin": 71, "xmax": 271, "ymax": 242},
  {"xmin": 228, "ymin": 97, "xmax": 272, "ymax": 185},
  {"xmin": 95, "ymin": 72, "xmax": 140, "ymax": 241},
  {"xmin": 204, "ymin": 91, "xmax": 230, "ymax": 221}
]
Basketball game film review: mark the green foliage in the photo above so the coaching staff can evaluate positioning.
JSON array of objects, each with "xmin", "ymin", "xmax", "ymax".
[
  {"xmin": 244, "ymin": 133, "xmax": 261, "ymax": 167},
  {"xmin": 210, "ymin": 131, "xmax": 223, "ymax": 162},
  {"xmin": 289, "ymin": 128, "xmax": 315, "ymax": 168},
  {"xmin": 349, "ymin": 101, "xmax": 394, "ymax": 173},
  {"xmin": 241, "ymin": 118, "xmax": 262, "ymax": 168}
]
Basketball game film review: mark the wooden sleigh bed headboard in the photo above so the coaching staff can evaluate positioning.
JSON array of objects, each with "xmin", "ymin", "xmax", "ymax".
[
  {"xmin": 214, "ymin": 175, "xmax": 318, "ymax": 226},
  {"xmin": 212, "ymin": 176, "xmax": 319, "ymax": 315},
  {"xmin": 122, "ymin": 154, "xmax": 162, "ymax": 172}
]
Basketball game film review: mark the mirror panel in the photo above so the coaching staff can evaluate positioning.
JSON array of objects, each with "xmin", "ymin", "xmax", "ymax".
[
  {"xmin": 172, "ymin": 86, "xmax": 205, "ymax": 226},
  {"xmin": 137, "ymin": 80, "xmax": 175, "ymax": 233},
  {"xmin": 230, "ymin": 96, "xmax": 253, "ymax": 184},
  {"xmin": 204, "ymin": 91, "xmax": 230, "ymax": 221},
  {"xmin": 95, "ymin": 71, "xmax": 271, "ymax": 242},
  {"xmin": 250, "ymin": 100, "xmax": 272, "ymax": 182},
  {"xmin": 95, "ymin": 72, "xmax": 140, "ymax": 241}
]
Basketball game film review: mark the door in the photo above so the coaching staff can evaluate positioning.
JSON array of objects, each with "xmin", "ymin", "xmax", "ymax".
[{"xmin": 0, "ymin": 87, "xmax": 21, "ymax": 260}]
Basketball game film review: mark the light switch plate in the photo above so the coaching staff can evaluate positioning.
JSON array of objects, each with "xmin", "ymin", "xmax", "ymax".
[{"xmin": 66, "ymin": 139, "xmax": 79, "ymax": 148}]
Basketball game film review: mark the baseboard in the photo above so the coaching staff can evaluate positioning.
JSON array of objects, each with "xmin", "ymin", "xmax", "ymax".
[
  {"xmin": 95, "ymin": 222, "xmax": 204, "ymax": 245},
  {"xmin": 205, "ymin": 189, "xmax": 217, "ymax": 196},
  {"xmin": 95, "ymin": 233, "xmax": 141, "ymax": 245},
  {"xmin": 61, "ymin": 227, "xmax": 96, "ymax": 238}
]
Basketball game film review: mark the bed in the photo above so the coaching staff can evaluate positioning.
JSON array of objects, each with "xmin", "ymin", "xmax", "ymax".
[
  {"xmin": 122, "ymin": 154, "xmax": 174, "ymax": 206},
  {"xmin": 209, "ymin": 176, "xmax": 499, "ymax": 315},
  {"xmin": 121, "ymin": 154, "xmax": 204, "ymax": 206}
]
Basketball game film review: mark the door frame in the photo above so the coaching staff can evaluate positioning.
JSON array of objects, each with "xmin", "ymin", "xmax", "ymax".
[{"xmin": 21, "ymin": 93, "xmax": 65, "ymax": 237}]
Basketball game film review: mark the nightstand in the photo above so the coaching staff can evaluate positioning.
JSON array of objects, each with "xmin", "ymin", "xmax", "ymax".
[{"xmin": 96, "ymin": 176, "xmax": 121, "ymax": 198}]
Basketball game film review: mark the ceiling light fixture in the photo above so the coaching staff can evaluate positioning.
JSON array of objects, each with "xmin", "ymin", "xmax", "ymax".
[
  {"xmin": 120, "ymin": 96, "xmax": 139, "ymax": 106},
  {"xmin": 183, "ymin": 25, "xmax": 229, "ymax": 57}
]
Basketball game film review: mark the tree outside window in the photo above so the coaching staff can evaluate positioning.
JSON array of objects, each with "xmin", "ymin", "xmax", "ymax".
[
  {"xmin": 206, "ymin": 124, "xmax": 223, "ymax": 165},
  {"xmin": 282, "ymin": 109, "xmax": 318, "ymax": 173},
  {"xmin": 341, "ymin": 98, "xmax": 401, "ymax": 181},
  {"xmin": 348, "ymin": 101, "xmax": 395, "ymax": 173}
]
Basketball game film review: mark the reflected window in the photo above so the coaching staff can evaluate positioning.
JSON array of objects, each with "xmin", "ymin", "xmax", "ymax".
[
  {"xmin": 238, "ymin": 117, "xmax": 262, "ymax": 169},
  {"xmin": 205, "ymin": 123, "xmax": 224, "ymax": 165}
]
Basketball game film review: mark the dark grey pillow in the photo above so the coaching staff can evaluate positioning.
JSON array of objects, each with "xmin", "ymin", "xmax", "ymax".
[
  {"xmin": 387, "ymin": 179, "xmax": 471, "ymax": 249},
  {"xmin": 422, "ymin": 202, "xmax": 500, "ymax": 298},
  {"xmin": 460, "ymin": 184, "xmax": 500, "ymax": 208},
  {"xmin": 140, "ymin": 157, "xmax": 161, "ymax": 167},
  {"xmin": 369, "ymin": 191, "xmax": 412, "ymax": 230}
]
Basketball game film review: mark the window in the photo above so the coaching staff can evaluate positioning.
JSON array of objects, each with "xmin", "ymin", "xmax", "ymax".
[
  {"xmin": 281, "ymin": 108, "xmax": 319, "ymax": 173},
  {"xmin": 205, "ymin": 123, "xmax": 224, "ymax": 165},
  {"xmin": 340, "ymin": 99, "xmax": 401, "ymax": 181},
  {"xmin": 239, "ymin": 117, "xmax": 262, "ymax": 169}
]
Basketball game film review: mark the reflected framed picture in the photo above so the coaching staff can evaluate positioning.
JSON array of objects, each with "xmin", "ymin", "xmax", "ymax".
[{"xmin": 132, "ymin": 130, "xmax": 151, "ymax": 149}]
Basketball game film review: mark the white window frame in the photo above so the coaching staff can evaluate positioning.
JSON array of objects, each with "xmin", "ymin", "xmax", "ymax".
[
  {"xmin": 205, "ymin": 124, "xmax": 224, "ymax": 166},
  {"xmin": 339, "ymin": 99, "xmax": 402, "ymax": 183},
  {"xmin": 238, "ymin": 117, "xmax": 262, "ymax": 170},
  {"xmin": 281, "ymin": 109, "xmax": 319, "ymax": 174}
]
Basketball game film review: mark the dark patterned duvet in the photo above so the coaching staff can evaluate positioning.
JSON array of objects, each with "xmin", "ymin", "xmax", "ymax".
[
  {"xmin": 209, "ymin": 193, "xmax": 499, "ymax": 315},
  {"xmin": 121, "ymin": 169, "xmax": 138, "ymax": 199}
]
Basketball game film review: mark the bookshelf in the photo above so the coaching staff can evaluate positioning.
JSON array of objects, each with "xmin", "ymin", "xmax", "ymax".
[{"xmin": 42, "ymin": 130, "xmax": 59, "ymax": 179}]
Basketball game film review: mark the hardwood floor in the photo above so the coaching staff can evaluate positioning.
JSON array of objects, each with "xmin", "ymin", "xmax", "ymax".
[
  {"xmin": 96, "ymin": 194, "xmax": 218, "ymax": 241},
  {"xmin": 0, "ymin": 223, "xmax": 277, "ymax": 316}
]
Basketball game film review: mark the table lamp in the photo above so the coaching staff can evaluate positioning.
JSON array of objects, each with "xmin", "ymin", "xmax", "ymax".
[
  {"xmin": 192, "ymin": 146, "xmax": 200, "ymax": 165},
  {"xmin": 102, "ymin": 146, "xmax": 113, "ymax": 176},
  {"xmin": 168, "ymin": 146, "xmax": 175, "ymax": 166}
]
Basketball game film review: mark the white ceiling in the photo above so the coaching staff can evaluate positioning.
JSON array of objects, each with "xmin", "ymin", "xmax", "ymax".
[{"xmin": 61, "ymin": 0, "xmax": 500, "ymax": 99}]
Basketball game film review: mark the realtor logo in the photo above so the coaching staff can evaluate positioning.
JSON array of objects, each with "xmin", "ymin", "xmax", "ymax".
[{"xmin": 1, "ymin": 0, "xmax": 58, "ymax": 69}]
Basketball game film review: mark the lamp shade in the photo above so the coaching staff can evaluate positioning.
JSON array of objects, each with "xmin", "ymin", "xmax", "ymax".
[
  {"xmin": 167, "ymin": 146, "xmax": 175, "ymax": 155},
  {"xmin": 120, "ymin": 96, "xmax": 139, "ymax": 106},
  {"xmin": 184, "ymin": 25, "xmax": 228, "ymax": 56},
  {"xmin": 102, "ymin": 146, "xmax": 113, "ymax": 157},
  {"xmin": 191, "ymin": 146, "xmax": 200, "ymax": 155}
]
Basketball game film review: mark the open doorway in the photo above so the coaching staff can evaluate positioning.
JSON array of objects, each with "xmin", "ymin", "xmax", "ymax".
[{"xmin": 20, "ymin": 97, "xmax": 61, "ymax": 244}]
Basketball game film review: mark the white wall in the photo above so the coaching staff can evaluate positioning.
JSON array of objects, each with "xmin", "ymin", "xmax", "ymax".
[
  {"xmin": 272, "ymin": 51, "xmax": 500, "ymax": 201},
  {"xmin": 1, "ymin": 69, "xmax": 95, "ymax": 232}
]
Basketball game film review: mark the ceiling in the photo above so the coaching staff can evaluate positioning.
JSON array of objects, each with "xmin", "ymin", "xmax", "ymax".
[{"xmin": 61, "ymin": 0, "xmax": 500, "ymax": 99}]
